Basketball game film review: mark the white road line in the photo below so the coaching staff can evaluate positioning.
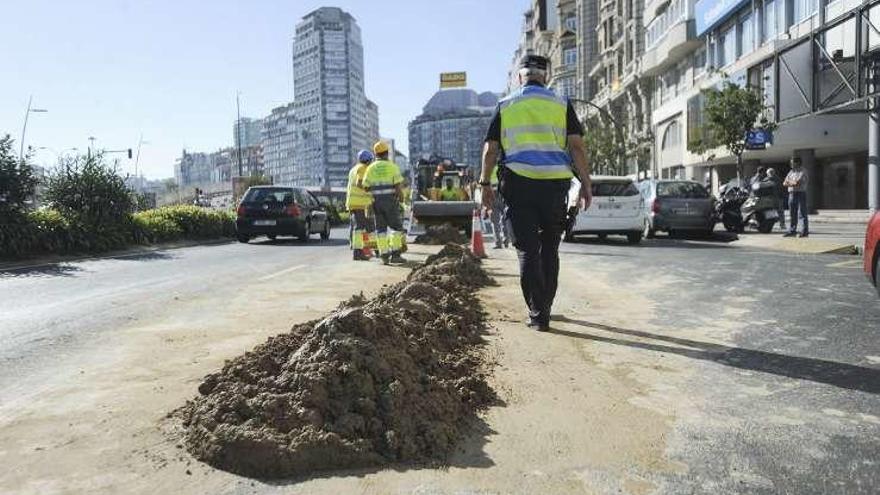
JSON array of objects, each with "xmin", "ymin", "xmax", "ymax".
[
  {"xmin": 827, "ymin": 259, "xmax": 863, "ymax": 268},
  {"xmin": 259, "ymin": 264, "xmax": 308, "ymax": 281}
]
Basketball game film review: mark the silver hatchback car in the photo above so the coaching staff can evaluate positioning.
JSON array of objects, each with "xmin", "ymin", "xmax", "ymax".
[{"xmin": 638, "ymin": 180, "xmax": 715, "ymax": 238}]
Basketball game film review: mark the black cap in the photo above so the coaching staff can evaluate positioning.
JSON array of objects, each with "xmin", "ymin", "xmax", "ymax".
[{"xmin": 520, "ymin": 54, "xmax": 549, "ymax": 71}]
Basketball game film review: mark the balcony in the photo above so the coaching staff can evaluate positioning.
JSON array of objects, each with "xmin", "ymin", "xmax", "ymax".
[{"xmin": 641, "ymin": 19, "xmax": 702, "ymax": 76}]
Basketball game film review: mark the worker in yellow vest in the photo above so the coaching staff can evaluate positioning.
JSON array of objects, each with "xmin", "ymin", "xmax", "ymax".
[
  {"xmin": 362, "ymin": 141, "xmax": 406, "ymax": 265},
  {"xmin": 346, "ymin": 150, "xmax": 374, "ymax": 261},
  {"xmin": 480, "ymin": 54, "xmax": 593, "ymax": 332},
  {"xmin": 439, "ymin": 179, "xmax": 461, "ymax": 201}
]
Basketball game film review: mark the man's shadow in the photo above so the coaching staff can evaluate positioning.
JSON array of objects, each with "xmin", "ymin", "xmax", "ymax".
[{"xmin": 550, "ymin": 316, "xmax": 880, "ymax": 394}]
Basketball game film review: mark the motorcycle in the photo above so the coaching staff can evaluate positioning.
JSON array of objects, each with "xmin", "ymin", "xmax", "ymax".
[
  {"xmin": 741, "ymin": 181, "xmax": 781, "ymax": 234},
  {"xmin": 714, "ymin": 183, "xmax": 748, "ymax": 233}
]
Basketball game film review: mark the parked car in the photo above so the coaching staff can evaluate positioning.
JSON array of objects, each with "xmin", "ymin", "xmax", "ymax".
[
  {"xmin": 565, "ymin": 176, "xmax": 646, "ymax": 244},
  {"xmin": 235, "ymin": 186, "xmax": 331, "ymax": 243},
  {"xmin": 639, "ymin": 179, "xmax": 715, "ymax": 238},
  {"xmin": 865, "ymin": 211, "xmax": 880, "ymax": 296}
]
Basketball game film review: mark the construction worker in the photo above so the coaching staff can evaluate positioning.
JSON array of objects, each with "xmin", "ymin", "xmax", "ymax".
[
  {"xmin": 489, "ymin": 165, "xmax": 509, "ymax": 249},
  {"xmin": 346, "ymin": 150, "xmax": 374, "ymax": 261},
  {"xmin": 363, "ymin": 140, "xmax": 406, "ymax": 265},
  {"xmin": 480, "ymin": 54, "xmax": 593, "ymax": 332},
  {"xmin": 439, "ymin": 179, "xmax": 460, "ymax": 201}
]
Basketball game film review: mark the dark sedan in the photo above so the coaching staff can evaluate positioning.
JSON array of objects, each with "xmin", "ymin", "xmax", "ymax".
[
  {"xmin": 639, "ymin": 179, "xmax": 715, "ymax": 238},
  {"xmin": 866, "ymin": 211, "xmax": 880, "ymax": 296},
  {"xmin": 235, "ymin": 186, "xmax": 331, "ymax": 243}
]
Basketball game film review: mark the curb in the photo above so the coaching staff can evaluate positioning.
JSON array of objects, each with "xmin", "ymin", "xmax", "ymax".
[{"xmin": 0, "ymin": 238, "xmax": 235, "ymax": 272}]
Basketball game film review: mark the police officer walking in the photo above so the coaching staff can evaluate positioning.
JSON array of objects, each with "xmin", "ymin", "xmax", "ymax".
[
  {"xmin": 346, "ymin": 149, "xmax": 374, "ymax": 261},
  {"xmin": 480, "ymin": 55, "xmax": 593, "ymax": 332},
  {"xmin": 363, "ymin": 141, "xmax": 407, "ymax": 265}
]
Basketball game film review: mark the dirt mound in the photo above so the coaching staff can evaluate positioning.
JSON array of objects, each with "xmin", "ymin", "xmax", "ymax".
[
  {"xmin": 414, "ymin": 224, "xmax": 468, "ymax": 245},
  {"xmin": 177, "ymin": 246, "xmax": 495, "ymax": 479}
]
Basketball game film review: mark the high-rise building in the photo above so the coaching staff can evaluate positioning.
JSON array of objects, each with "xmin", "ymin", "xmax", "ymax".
[
  {"xmin": 234, "ymin": 117, "xmax": 263, "ymax": 149},
  {"xmin": 261, "ymin": 103, "xmax": 297, "ymax": 185},
  {"xmin": 366, "ymin": 99, "xmax": 380, "ymax": 149},
  {"xmin": 293, "ymin": 7, "xmax": 370, "ymax": 187},
  {"xmin": 408, "ymin": 88, "xmax": 499, "ymax": 170}
]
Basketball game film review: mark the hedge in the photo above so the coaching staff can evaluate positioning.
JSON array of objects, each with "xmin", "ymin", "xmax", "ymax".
[{"xmin": 1, "ymin": 205, "xmax": 236, "ymax": 260}]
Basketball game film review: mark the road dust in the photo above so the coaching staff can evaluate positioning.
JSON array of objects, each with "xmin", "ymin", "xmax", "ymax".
[
  {"xmin": 414, "ymin": 224, "xmax": 468, "ymax": 245},
  {"xmin": 176, "ymin": 244, "xmax": 495, "ymax": 479}
]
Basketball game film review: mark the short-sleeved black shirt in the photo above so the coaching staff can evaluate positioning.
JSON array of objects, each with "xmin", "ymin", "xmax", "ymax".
[{"xmin": 484, "ymin": 82, "xmax": 585, "ymax": 144}]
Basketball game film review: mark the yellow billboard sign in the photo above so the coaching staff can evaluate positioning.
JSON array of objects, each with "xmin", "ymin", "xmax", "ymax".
[{"xmin": 440, "ymin": 72, "xmax": 467, "ymax": 89}]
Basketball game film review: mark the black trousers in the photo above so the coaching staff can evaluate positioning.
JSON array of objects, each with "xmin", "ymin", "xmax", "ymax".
[{"xmin": 500, "ymin": 171, "xmax": 571, "ymax": 324}]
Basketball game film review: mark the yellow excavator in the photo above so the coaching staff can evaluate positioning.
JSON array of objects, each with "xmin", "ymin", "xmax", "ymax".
[{"xmin": 409, "ymin": 156, "xmax": 478, "ymax": 235}]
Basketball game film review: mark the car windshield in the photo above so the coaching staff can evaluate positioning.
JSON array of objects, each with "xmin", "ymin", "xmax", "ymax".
[
  {"xmin": 592, "ymin": 181, "xmax": 639, "ymax": 197},
  {"xmin": 656, "ymin": 182, "xmax": 709, "ymax": 199},
  {"xmin": 243, "ymin": 188, "xmax": 294, "ymax": 204}
]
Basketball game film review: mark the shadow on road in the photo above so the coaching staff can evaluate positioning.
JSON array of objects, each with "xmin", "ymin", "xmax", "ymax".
[
  {"xmin": 550, "ymin": 316, "xmax": 880, "ymax": 394},
  {"xmin": 249, "ymin": 238, "xmax": 349, "ymax": 247},
  {"xmin": 0, "ymin": 263, "xmax": 83, "ymax": 278}
]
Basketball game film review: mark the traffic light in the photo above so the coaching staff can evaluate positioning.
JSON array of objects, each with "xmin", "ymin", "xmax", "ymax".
[{"xmin": 128, "ymin": 148, "xmax": 133, "ymax": 159}]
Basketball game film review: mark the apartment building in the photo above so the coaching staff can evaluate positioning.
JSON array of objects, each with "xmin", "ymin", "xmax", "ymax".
[{"xmin": 645, "ymin": 0, "xmax": 873, "ymax": 209}]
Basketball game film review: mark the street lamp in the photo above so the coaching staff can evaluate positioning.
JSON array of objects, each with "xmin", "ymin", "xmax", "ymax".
[
  {"xmin": 134, "ymin": 134, "xmax": 150, "ymax": 178},
  {"xmin": 37, "ymin": 146, "xmax": 78, "ymax": 160},
  {"xmin": 19, "ymin": 95, "xmax": 48, "ymax": 162}
]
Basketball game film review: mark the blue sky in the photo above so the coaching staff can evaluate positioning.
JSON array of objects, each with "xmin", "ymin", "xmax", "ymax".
[{"xmin": 1, "ymin": 0, "xmax": 529, "ymax": 179}]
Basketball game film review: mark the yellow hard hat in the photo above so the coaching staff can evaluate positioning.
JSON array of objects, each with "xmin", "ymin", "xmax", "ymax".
[{"xmin": 373, "ymin": 140, "xmax": 389, "ymax": 155}]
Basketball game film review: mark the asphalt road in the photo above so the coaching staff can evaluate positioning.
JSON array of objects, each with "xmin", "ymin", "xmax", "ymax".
[
  {"xmin": 1, "ymin": 230, "xmax": 878, "ymax": 494},
  {"xmin": 556, "ymin": 233, "xmax": 880, "ymax": 494},
  {"xmin": 0, "ymin": 231, "xmax": 351, "ymax": 405}
]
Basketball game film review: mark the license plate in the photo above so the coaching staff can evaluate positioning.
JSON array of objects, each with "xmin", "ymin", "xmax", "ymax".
[
  {"xmin": 253, "ymin": 220, "xmax": 276, "ymax": 226},
  {"xmin": 598, "ymin": 204, "xmax": 622, "ymax": 209},
  {"xmin": 764, "ymin": 210, "xmax": 778, "ymax": 219}
]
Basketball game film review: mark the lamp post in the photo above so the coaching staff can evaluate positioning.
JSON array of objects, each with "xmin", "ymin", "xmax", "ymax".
[
  {"xmin": 134, "ymin": 134, "xmax": 150, "ymax": 178},
  {"xmin": 19, "ymin": 95, "xmax": 49, "ymax": 162}
]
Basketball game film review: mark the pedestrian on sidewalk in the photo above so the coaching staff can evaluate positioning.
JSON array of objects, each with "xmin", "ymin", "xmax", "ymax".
[
  {"xmin": 345, "ymin": 150, "xmax": 375, "ymax": 261},
  {"xmin": 765, "ymin": 168, "xmax": 786, "ymax": 231},
  {"xmin": 480, "ymin": 54, "xmax": 593, "ymax": 332},
  {"xmin": 363, "ymin": 141, "xmax": 407, "ymax": 265},
  {"xmin": 783, "ymin": 157, "xmax": 809, "ymax": 238},
  {"xmin": 489, "ymin": 166, "xmax": 510, "ymax": 249}
]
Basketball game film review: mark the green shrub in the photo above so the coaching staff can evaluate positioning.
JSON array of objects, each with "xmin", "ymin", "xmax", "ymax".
[{"xmin": 45, "ymin": 153, "xmax": 134, "ymax": 233}]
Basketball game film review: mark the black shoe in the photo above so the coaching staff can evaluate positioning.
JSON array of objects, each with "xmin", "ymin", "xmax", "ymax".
[
  {"xmin": 783, "ymin": 232, "xmax": 797, "ymax": 237},
  {"xmin": 353, "ymin": 251, "xmax": 368, "ymax": 261},
  {"xmin": 798, "ymin": 232, "xmax": 809, "ymax": 238},
  {"xmin": 389, "ymin": 254, "xmax": 406, "ymax": 264},
  {"xmin": 381, "ymin": 254, "xmax": 390, "ymax": 265}
]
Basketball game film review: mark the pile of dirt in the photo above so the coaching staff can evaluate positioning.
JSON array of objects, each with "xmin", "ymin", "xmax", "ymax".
[
  {"xmin": 177, "ymin": 243, "xmax": 495, "ymax": 479},
  {"xmin": 414, "ymin": 224, "xmax": 468, "ymax": 245}
]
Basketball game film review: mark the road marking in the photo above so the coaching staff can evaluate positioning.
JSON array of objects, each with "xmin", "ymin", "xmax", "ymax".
[
  {"xmin": 259, "ymin": 264, "xmax": 307, "ymax": 281},
  {"xmin": 826, "ymin": 259, "xmax": 863, "ymax": 268}
]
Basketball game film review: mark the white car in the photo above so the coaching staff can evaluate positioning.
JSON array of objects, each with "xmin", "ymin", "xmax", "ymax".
[{"xmin": 564, "ymin": 176, "xmax": 647, "ymax": 244}]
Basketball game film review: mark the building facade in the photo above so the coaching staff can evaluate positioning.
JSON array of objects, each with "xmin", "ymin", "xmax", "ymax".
[
  {"xmin": 233, "ymin": 117, "xmax": 263, "ymax": 149},
  {"xmin": 645, "ymin": 0, "xmax": 872, "ymax": 210},
  {"xmin": 408, "ymin": 88, "xmax": 499, "ymax": 170},
  {"xmin": 366, "ymin": 99, "xmax": 380, "ymax": 149},
  {"xmin": 261, "ymin": 102, "xmax": 297, "ymax": 185},
  {"xmin": 292, "ymin": 7, "xmax": 371, "ymax": 187}
]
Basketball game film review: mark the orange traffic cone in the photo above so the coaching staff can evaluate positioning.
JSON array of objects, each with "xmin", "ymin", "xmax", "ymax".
[{"xmin": 470, "ymin": 209, "xmax": 487, "ymax": 258}]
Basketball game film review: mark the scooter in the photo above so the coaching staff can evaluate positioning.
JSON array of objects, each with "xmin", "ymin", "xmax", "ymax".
[
  {"xmin": 715, "ymin": 184, "xmax": 747, "ymax": 233},
  {"xmin": 741, "ymin": 181, "xmax": 780, "ymax": 234}
]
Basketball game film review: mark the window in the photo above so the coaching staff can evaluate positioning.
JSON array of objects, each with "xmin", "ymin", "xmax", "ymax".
[
  {"xmin": 738, "ymin": 13, "xmax": 753, "ymax": 57},
  {"xmin": 591, "ymin": 181, "xmax": 639, "ymax": 196},
  {"xmin": 764, "ymin": 0, "xmax": 778, "ymax": 43},
  {"xmin": 793, "ymin": 0, "xmax": 818, "ymax": 24},
  {"xmin": 563, "ymin": 47, "xmax": 577, "ymax": 66},
  {"xmin": 719, "ymin": 24, "xmax": 736, "ymax": 66},
  {"xmin": 564, "ymin": 16, "xmax": 577, "ymax": 32},
  {"xmin": 656, "ymin": 182, "xmax": 709, "ymax": 198},
  {"xmin": 661, "ymin": 121, "xmax": 681, "ymax": 150},
  {"xmin": 694, "ymin": 47, "xmax": 707, "ymax": 77}
]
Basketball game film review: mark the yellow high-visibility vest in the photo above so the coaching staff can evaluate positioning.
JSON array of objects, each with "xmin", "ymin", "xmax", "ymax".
[
  {"xmin": 499, "ymin": 85, "xmax": 574, "ymax": 180},
  {"xmin": 346, "ymin": 163, "xmax": 373, "ymax": 209}
]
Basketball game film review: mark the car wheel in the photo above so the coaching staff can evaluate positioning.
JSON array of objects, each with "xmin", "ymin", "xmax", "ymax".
[
  {"xmin": 267, "ymin": 234, "xmax": 277, "ymax": 241},
  {"xmin": 320, "ymin": 221, "xmax": 330, "ymax": 240},
  {"xmin": 237, "ymin": 235, "xmax": 250, "ymax": 244},
  {"xmin": 298, "ymin": 222, "xmax": 310, "ymax": 242},
  {"xmin": 875, "ymin": 254, "xmax": 879, "ymax": 297},
  {"xmin": 627, "ymin": 232, "xmax": 642, "ymax": 244},
  {"xmin": 598, "ymin": 233, "xmax": 608, "ymax": 241},
  {"xmin": 758, "ymin": 219, "xmax": 774, "ymax": 234}
]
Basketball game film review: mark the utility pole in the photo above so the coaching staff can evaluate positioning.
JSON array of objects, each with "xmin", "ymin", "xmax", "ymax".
[{"xmin": 236, "ymin": 91, "xmax": 243, "ymax": 177}]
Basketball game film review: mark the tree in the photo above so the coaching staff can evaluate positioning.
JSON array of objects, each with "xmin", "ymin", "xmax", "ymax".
[
  {"xmin": 0, "ymin": 135, "xmax": 39, "ymax": 214},
  {"xmin": 691, "ymin": 79, "xmax": 776, "ymax": 180},
  {"xmin": 582, "ymin": 114, "xmax": 652, "ymax": 176},
  {"xmin": 46, "ymin": 152, "xmax": 134, "ymax": 231}
]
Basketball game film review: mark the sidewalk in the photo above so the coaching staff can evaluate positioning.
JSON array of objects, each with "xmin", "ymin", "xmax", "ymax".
[{"xmin": 729, "ymin": 218, "xmax": 866, "ymax": 255}]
